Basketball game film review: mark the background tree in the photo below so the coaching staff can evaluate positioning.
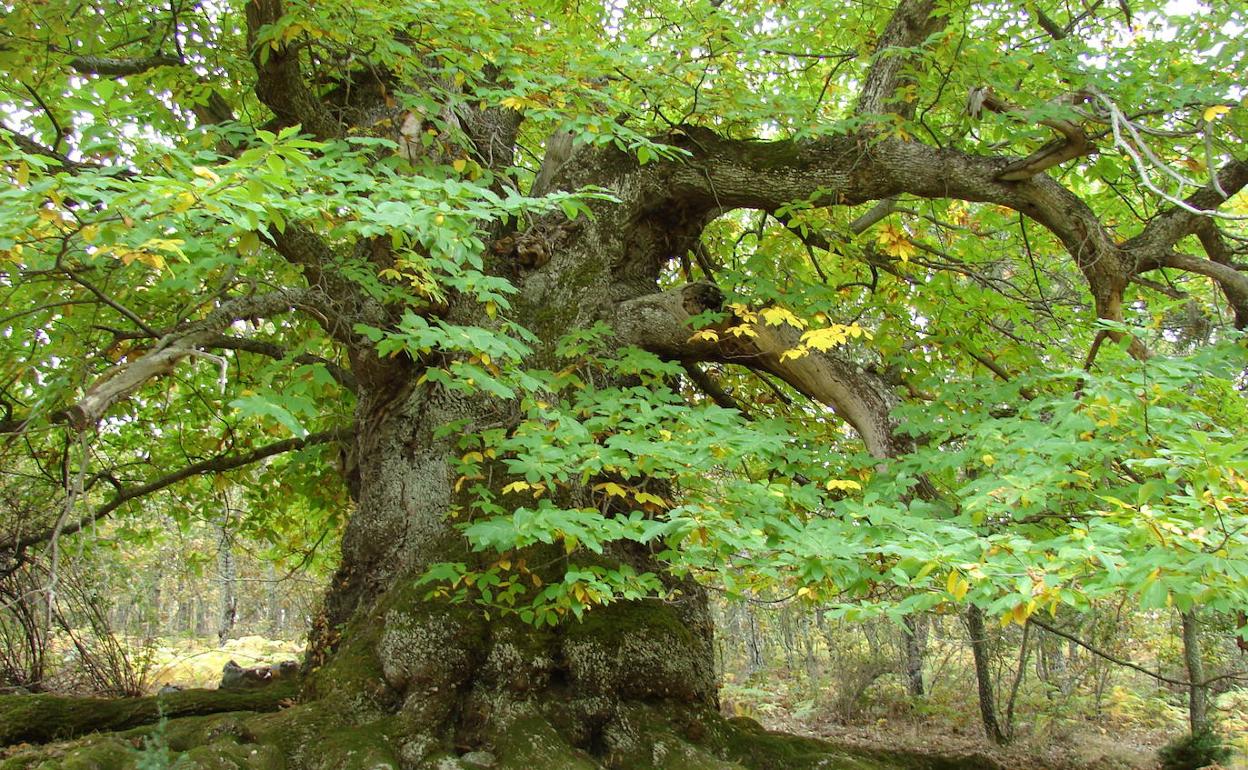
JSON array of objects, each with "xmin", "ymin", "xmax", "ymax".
[{"xmin": 1, "ymin": 0, "xmax": 1246, "ymax": 767}]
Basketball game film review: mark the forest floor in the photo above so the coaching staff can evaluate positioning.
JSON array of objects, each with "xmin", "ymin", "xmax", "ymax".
[
  {"xmin": 779, "ymin": 718, "xmax": 1166, "ymax": 770},
  {"xmin": 758, "ymin": 710, "xmax": 1247, "ymax": 770}
]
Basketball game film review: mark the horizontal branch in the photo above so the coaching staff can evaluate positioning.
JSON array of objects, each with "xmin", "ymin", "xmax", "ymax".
[
  {"xmin": 68, "ymin": 54, "xmax": 182, "ymax": 76},
  {"xmin": 205, "ymin": 334, "xmax": 357, "ymax": 392},
  {"xmin": 967, "ymin": 87, "xmax": 1096, "ymax": 181},
  {"xmin": 1136, "ymin": 251, "xmax": 1248, "ymax": 301},
  {"xmin": 614, "ymin": 283, "xmax": 898, "ymax": 458},
  {"xmin": 1023, "ymin": 616, "xmax": 1238, "ymax": 688},
  {"xmin": 1, "ymin": 427, "xmax": 352, "ymax": 554},
  {"xmin": 66, "ymin": 289, "xmax": 320, "ymax": 429}
]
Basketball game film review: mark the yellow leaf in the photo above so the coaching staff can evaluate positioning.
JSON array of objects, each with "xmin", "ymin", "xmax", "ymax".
[
  {"xmin": 688, "ymin": 329, "xmax": 720, "ymax": 343},
  {"xmin": 779, "ymin": 347, "xmax": 809, "ymax": 362},
  {"xmin": 876, "ymin": 223, "xmax": 917, "ymax": 262},
  {"xmin": 16, "ymin": 161, "xmax": 29, "ymax": 187},
  {"xmin": 801, "ymin": 327, "xmax": 850, "ymax": 351},
  {"xmin": 1203, "ymin": 104, "xmax": 1230, "ymax": 122},
  {"xmin": 191, "ymin": 166, "xmax": 220, "ymax": 183},
  {"xmin": 634, "ymin": 491, "xmax": 667, "ymax": 508},
  {"xmin": 173, "ymin": 191, "xmax": 197, "ymax": 213},
  {"xmin": 502, "ymin": 481, "xmax": 531, "ymax": 494},
  {"xmin": 824, "ymin": 479, "xmax": 862, "ymax": 491},
  {"xmin": 594, "ymin": 482, "xmax": 629, "ymax": 498},
  {"xmin": 452, "ymin": 158, "xmax": 467, "ymax": 173},
  {"xmin": 725, "ymin": 324, "xmax": 757, "ymax": 339},
  {"xmin": 758, "ymin": 305, "xmax": 807, "ymax": 329},
  {"xmin": 135, "ymin": 251, "xmax": 166, "ymax": 270},
  {"xmin": 461, "ymin": 451, "xmax": 484, "ymax": 464},
  {"xmin": 982, "ymin": 454, "xmax": 995, "ymax": 467}
]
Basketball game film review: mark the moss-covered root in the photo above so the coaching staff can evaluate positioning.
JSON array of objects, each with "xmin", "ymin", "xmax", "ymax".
[
  {"xmin": 0, "ymin": 698, "xmax": 924, "ymax": 770},
  {"xmin": 417, "ymin": 702, "xmax": 914, "ymax": 770},
  {"xmin": 0, "ymin": 684, "xmax": 298, "ymax": 747}
]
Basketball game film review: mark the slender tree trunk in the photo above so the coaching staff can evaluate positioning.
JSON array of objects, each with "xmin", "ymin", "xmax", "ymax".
[
  {"xmin": 746, "ymin": 606, "xmax": 765, "ymax": 675},
  {"xmin": 216, "ymin": 519, "xmax": 237, "ymax": 646},
  {"xmin": 966, "ymin": 605, "xmax": 1006, "ymax": 744},
  {"xmin": 1181, "ymin": 610, "xmax": 1209, "ymax": 733},
  {"xmin": 1003, "ymin": 623, "xmax": 1030, "ymax": 740},
  {"xmin": 266, "ymin": 563, "xmax": 282, "ymax": 638},
  {"xmin": 901, "ymin": 613, "xmax": 926, "ymax": 697}
]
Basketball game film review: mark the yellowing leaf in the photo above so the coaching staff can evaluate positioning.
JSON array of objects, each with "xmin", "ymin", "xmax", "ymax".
[
  {"xmin": 801, "ymin": 327, "xmax": 849, "ymax": 350},
  {"xmin": 594, "ymin": 482, "xmax": 629, "ymax": 498},
  {"xmin": 452, "ymin": 158, "xmax": 468, "ymax": 173},
  {"xmin": 824, "ymin": 479, "xmax": 862, "ymax": 491},
  {"xmin": 634, "ymin": 491, "xmax": 667, "ymax": 508},
  {"xmin": 758, "ymin": 305, "xmax": 807, "ymax": 329},
  {"xmin": 946, "ymin": 571, "xmax": 970, "ymax": 600},
  {"xmin": 502, "ymin": 481, "xmax": 531, "ymax": 494},
  {"xmin": 981, "ymin": 454, "xmax": 995, "ymax": 467},
  {"xmin": 192, "ymin": 166, "xmax": 220, "ymax": 183},
  {"xmin": 1203, "ymin": 104, "xmax": 1230, "ymax": 122},
  {"xmin": 876, "ymin": 223, "xmax": 918, "ymax": 262},
  {"xmin": 688, "ymin": 329, "xmax": 720, "ymax": 343},
  {"xmin": 461, "ymin": 451, "xmax": 484, "ymax": 464},
  {"xmin": 779, "ymin": 347, "xmax": 809, "ymax": 362}
]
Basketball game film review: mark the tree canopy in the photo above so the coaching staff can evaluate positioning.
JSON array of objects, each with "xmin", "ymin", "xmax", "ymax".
[{"xmin": 2, "ymin": 0, "xmax": 1247, "ymax": 695}]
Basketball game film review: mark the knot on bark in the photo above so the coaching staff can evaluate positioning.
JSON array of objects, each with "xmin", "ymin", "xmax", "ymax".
[{"xmin": 680, "ymin": 282, "xmax": 723, "ymax": 315}]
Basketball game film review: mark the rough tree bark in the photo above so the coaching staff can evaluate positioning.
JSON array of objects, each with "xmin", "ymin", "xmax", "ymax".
[
  {"xmin": 1180, "ymin": 610, "xmax": 1209, "ymax": 735},
  {"xmin": 965, "ymin": 606, "xmax": 1007, "ymax": 745}
]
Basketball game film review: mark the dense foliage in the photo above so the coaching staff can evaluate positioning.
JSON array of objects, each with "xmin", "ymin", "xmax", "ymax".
[{"xmin": 1, "ymin": 0, "xmax": 1245, "ymax": 697}]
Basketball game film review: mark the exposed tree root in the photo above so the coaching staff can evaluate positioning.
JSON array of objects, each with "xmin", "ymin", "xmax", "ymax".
[
  {"xmin": 0, "ymin": 694, "xmax": 946, "ymax": 770},
  {"xmin": 0, "ymin": 683, "xmax": 297, "ymax": 746}
]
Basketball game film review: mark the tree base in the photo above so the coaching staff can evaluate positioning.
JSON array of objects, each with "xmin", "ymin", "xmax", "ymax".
[{"xmin": 0, "ymin": 694, "xmax": 917, "ymax": 770}]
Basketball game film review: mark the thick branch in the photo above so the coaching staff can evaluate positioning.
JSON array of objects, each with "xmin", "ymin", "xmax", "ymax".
[
  {"xmin": 1, "ymin": 427, "xmax": 352, "ymax": 553},
  {"xmin": 244, "ymin": 0, "xmax": 340, "ymax": 139},
  {"xmin": 615, "ymin": 284, "xmax": 898, "ymax": 458},
  {"xmin": 968, "ymin": 88, "xmax": 1096, "ymax": 181},
  {"xmin": 66, "ymin": 289, "xmax": 317, "ymax": 428},
  {"xmin": 1136, "ymin": 251, "xmax": 1248, "ymax": 328},
  {"xmin": 855, "ymin": 0, "xmax": 940, "ymax": 117},
  {"xmin": 1125, "ymin": 159, "xmax": 1248, "ymax": 255},
  {"xmin": 68, "ymin": 54, "xmax": 182, "ymax": 76}
]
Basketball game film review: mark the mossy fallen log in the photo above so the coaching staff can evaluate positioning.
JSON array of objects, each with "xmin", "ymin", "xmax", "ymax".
[{"xmin": 0, "ymin": 682, "xmax": 297, "ymax": 747}]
